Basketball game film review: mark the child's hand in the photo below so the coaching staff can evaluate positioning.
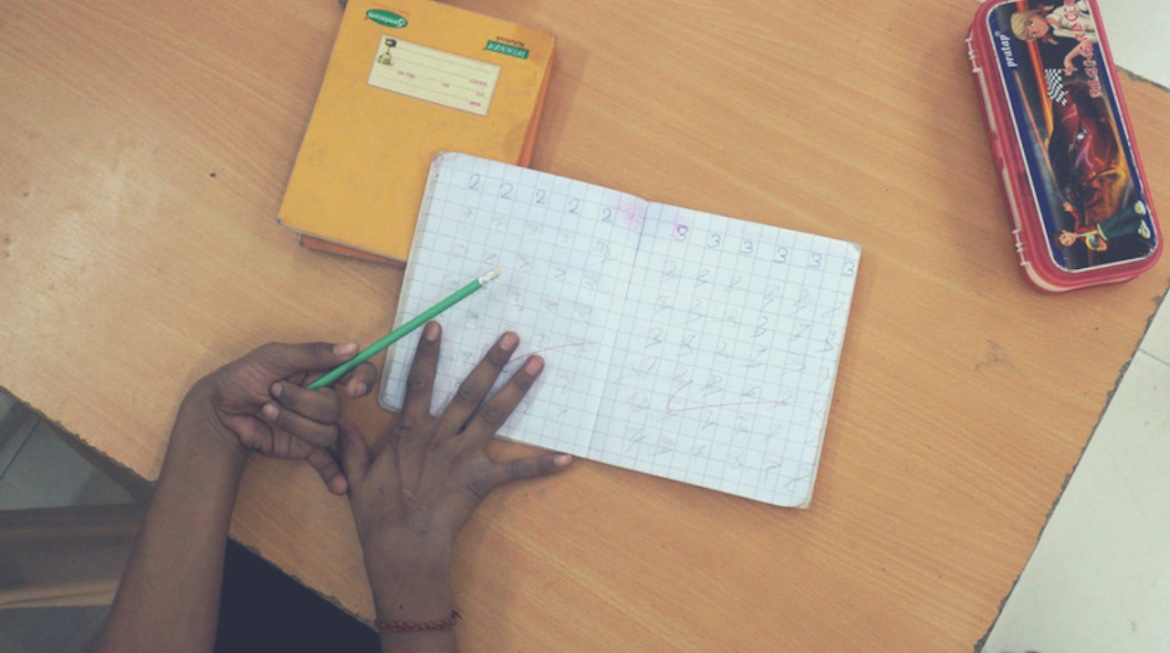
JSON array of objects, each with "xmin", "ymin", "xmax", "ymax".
[
  {"xmin": 183, "ymin": 342, "xmax": 378, "ymax": 494},
  {"xmin": 340, "ymin": 323, "xmax": 571, "ymax": 621}
]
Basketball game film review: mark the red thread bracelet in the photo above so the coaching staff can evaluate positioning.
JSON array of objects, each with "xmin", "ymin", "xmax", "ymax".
[{"xmin": 375, "ymin": 610, "xmax": 461, "ymax": 633}]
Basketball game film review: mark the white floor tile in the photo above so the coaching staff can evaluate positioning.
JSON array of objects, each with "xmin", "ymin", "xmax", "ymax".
[
  {"xmin": 982, "ymin": 350, "xmax": 1170, "ymax": 653},
  {"xmin": 1140, "ymin": 298, "xmax": 1170, "ymax": 365},
  {"xmin": 1098, "ymin": 0, "xmax": 1170, "ymax": 88},
  {"xmin": 0, "ymin": 392, "xmax": 16, "ymax": 421},
  {"xmin": 0, "ymin": 408, "xmax": 37, "ymax": 480},
  {"xmin": 0, "ymin": 421, "xmax": 132, "ymax": 510}
]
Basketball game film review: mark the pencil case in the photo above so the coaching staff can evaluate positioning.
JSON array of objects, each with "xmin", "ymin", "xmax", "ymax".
[{"xmin": 966, "ymin": 0, "xmax": 1161, "ymax": 292}]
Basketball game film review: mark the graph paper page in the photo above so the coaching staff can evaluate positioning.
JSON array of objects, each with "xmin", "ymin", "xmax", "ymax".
[
  {"xmin": 593, "ymin": 204, "xmax": 860, "ymax": 507},
  {"xmin": 381, "ymin": 153, "xmax": 861, "ymax": 507},
  {"xmin": 380, "ymin": 153, "xmax": 648, "ymax": 458}
]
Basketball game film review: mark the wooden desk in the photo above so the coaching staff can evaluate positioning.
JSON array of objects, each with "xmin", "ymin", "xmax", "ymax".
[{"xmin": 3, "ymin": 0, "xmax": 1168, "ymax": 649}]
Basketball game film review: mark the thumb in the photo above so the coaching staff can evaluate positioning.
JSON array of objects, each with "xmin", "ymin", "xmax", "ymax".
[
  {"xmin": 471, "ymin": 453, "xmax": 574, "ymax": 499},
  {"xmin": 306, "ymin": 446, "xmax": 348, "ymax": 496},
  {"xmin": 256, "ymin": 342, "xmax": 359, "ymax": 379}
]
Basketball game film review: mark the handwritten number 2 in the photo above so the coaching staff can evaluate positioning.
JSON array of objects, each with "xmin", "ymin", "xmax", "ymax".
[
  {"xmin": 468, "ymin": 174, "xmax": 480, "ymax": 190},
  {"xmin": 499, "ymin": 182, "xmax": 513, "ymax": 200}
]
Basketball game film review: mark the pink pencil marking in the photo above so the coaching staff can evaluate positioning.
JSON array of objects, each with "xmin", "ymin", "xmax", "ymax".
[
  {"xmin": 616, "ymin": 196, "xmax": 643, "ymax": 231},
  {"xmin": 666, "ymin": 381, "xmax": 792, "ymax": 413},
  {"xmin": 502, "ymin": 341, "xmax": 599, "ymax": 370}
]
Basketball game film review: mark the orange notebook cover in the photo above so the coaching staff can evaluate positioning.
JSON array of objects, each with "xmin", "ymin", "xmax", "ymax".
[{"xmin": 279, "ymin": 0, "xmax": 555, "ymax": 263}]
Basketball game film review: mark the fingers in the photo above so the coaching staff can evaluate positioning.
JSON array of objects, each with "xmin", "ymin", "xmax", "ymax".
[
  {"xmin": 462, "ymin": 354, "xmax": 543, "ymax": 442},
  {"xmin": 306, "ymin": 446, "xmax": 348, "ymax": 496},
  {"xmin": 468, "ymin": 453, "xmax": 574, "ymax": 499},
  {"xmin": 437, "ymin": 332, "xmax": 519, "ymax": 435},
  {"xmin": 262, "ymin": 382, "xmax": 341, "ymax": 448},
  {"xmin": 402, "ymin": 322, "xmax": 441, "ymax": 424},
  {"xmin": 338, "ymin": 361, "xmax": 379, "ymax": 399},
  {"xmin": 255, "ymin": 342, "xmax": 359, "ymax": 380}
]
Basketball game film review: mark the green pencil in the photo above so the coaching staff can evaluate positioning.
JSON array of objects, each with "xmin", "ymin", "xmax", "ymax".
[{"xmin": 307, "ymin": 267, "xmax": 501, "ymax": 390}]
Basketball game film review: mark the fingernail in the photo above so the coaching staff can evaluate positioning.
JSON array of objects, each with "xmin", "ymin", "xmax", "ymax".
[
  {"xmin": 523, "ymin": 356, "xmax": 544, "ymax": 375},
  {"xmin": 500, "ymin": 332, "xmax": 519, "ymax": 351},
  {"xmin": 424, "ymin": 321, "xmax": 440, "ymax": 342},
  {"xmin": 554, "ymin": 454, "xmax": 573, "ymax": 467},
  {"xmin": 262, "ymin": 403, "xmax": 279, "ymax": 419},
  {"xmin": 353, "ymin": 382, "xmax": 368, "ymax": 396},
  {"xmin": 333, "ymin": 343, "xmax": 358, "ymax": 357},
  {"xmin": 270, "ymin": 382, "xmax": 283, "ymax": 398}
]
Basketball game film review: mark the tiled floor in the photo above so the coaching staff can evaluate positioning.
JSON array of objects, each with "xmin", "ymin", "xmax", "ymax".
[
  {"xmin": 0, "ymin": 402, "xmax": 135, "ymax": 652},
  {"xmin": 0, "ymin": 2, "xmax": 1167, "ymax": 651},
  {"xmin": 0, "ymin": 418, "xmax": 134, "ymax": 511},
  {"xmin": 0, "ymin": 396, "xmax": 379, "ymax": 653},
  {"xmin": 982, "ymin": 316, "xmax": 1170, "ymax": 652}
]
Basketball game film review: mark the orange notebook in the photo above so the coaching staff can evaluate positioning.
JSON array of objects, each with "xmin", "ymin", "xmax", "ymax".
[{"xmin": 279, "ymin": 0, "xmax": 555, "ymax": 264}]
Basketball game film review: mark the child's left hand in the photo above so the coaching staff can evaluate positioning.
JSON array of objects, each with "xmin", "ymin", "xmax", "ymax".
[{"xmin": 182, "ymin": 342, "xmax": 378, "ymax": 494}]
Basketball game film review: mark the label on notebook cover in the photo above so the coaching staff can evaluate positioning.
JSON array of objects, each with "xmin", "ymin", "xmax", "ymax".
[
  {"xmin": 366, "ymin": 9, "xmax": 407, "ymax": 28},
  {"xmin": 485, "ymin": 40, "xmax": 529, "ymax": 59},
  {"xmin": 984, "ymin": 0, "xmax": 1157, "ymax": 272},
  {"xmin": 368, "ymin": 37, "xmax": 501, "ymax": 116}
]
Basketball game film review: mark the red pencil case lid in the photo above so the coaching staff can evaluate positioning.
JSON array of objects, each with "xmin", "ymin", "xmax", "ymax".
[{"xmin": 967, "ymin": 0, "xmax": 1161, "ymax": 292}]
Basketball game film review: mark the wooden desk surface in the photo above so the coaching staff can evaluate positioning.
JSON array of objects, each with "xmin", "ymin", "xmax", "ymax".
[{"xmin": 3, "ymin": 0, "xmax": 1168, "ymax": 649}]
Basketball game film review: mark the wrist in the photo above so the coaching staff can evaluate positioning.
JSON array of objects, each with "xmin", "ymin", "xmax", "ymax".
[
  {"xmin": 173, "ymin": 381, "xmax": 250, "ymax": 465},
  {"xmin": 364, "ymin": 545, "xmax": 454, "ymax": 621},
  {"xmin": 367, "ymin": 561, "xmax": 454, "ymax": 622},
  {"xmin": 364, "ymin": 545, "xmax": 452, "ymax": 589}
]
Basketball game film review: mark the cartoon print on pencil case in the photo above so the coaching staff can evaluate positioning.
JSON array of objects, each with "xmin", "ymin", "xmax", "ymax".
[
  {"xmin": 1054, "ymin": 199, "xmax": 1151, "ymax": 252},
  {"xmin": 997, "ymin": 1, "xmax": 1155, "ymax": 269},
  {"xmin": 377, "ymin": 38, "xmax": 397, "ymax": 66},
  {"xmin": 1009, "ymin": 2, "xmax": 1096, "ymax": 76}
]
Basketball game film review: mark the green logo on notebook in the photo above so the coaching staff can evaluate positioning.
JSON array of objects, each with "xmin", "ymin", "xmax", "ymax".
[
  {"xmin": 485, "ymin": 40, "xmax": 529, "ymax": 59},
  {"xmin": 366, "ymin": 9, "xmax": 407, "ymax": 28}
]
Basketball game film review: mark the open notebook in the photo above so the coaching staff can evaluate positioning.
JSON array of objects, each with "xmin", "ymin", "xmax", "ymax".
[{"xmin": 380, "ymin": 153, "xmax": 861, "ymax": 507}]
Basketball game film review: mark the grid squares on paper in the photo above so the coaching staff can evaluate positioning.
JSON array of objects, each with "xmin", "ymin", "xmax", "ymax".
[
  {"xmin": 592, "ymin": 204, "xmax": 858, "ymax": 506},
  {"xmin": 381, "ymin": 153, "xmax": 860, "ymax": 507},
  {"xmin": 381, "ymin": 153, "xmax": 646, "ymax": 458}
]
